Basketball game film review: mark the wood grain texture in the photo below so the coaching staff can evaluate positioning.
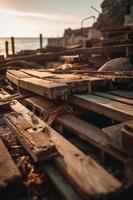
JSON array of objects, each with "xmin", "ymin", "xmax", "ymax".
[
  {"xmin": 8, "ymin": 100, "xmax": 122, "ymax": 200},
  {"xmin": 69, "ymin": 94, "xmax": 133, "ymax": 122}
]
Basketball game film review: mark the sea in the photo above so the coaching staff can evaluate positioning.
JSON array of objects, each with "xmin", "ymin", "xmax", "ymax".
[{"xmin": 0, "ymin": 37, "xmax": 47, "ymax": 56}]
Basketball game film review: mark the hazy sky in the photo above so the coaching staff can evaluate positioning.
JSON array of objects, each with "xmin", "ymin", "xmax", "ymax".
[{"xmin": 0, "ymin": 0, "xmax": 103, "ymax": 37}]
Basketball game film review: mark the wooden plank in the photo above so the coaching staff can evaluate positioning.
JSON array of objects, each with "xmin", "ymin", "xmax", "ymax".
[
  {"xmin": 21, "ymin": 69, "xmax": 55, "ymax": 79},
  {"xmin": 60, "ymin": 55, "xmax": 79, "ymax": 63},
  {"xmin": 57, "ymin": 114, "xmax": 128, "ymax": 163},
  {"xmin": 5, "ymin": 113, "xmax": 57, "ymax": 162},
  {"xmin": 69, "ymin": 94, "xmax": 133, "ymax": 122},
  {"xmin": 0, "ymin": 88, "xmax": 32, "ymax": 108},
  {"xmin": 103, "ymin": 123, "xmax": 124, "ymax": 151},
  {"xmin": 0, "ymin": 88, "xmax": 11, "ymax": 100},
  {"xmin": 121, "ymin": 128, "xmax": 133, "ymax": 156},
  {"xmin": 9, "ymin": 100, "xmax": 121, "ymax": 200},
  {"xmin": 7, "ymin": 70, "xmax": 69, "ymax": 99},
  {"xmin": 24, "ymin": 96, "xmax": 60, "ymax": 122},
  {"xmin": 108, "ymin": 90, "xmax": 133, "ymax": 100},
  {"xmin": 0, "ymin": 137, "xmax": 22, "ymax": 195},
  {"xmin": 103, "ymin": 121, "xmax": 133, "ymax": 156},
  {"xmin": 7, "ymin": 69, "xmax": 112, "ymax": 98},
  {"xmin": 24, "ymin": 96, "xmax": 130, "ymax": 163},
  {"xmin": 44, "ymin": 163, "xmax": 82, "ymax": 200},
  {"xmin": 94, "ymin": 92, "xmax": 133, "ymax": 106},
  {"xmin": 3, "ymin": 44, "xmax": 133, "ymax": 63},
  {"xmin": 124, "ymin": 120, "xmax": 133, "ymax": 133}
]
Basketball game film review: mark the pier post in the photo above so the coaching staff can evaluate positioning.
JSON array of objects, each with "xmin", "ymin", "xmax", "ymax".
[
  {"xmin": 11, "ymin": 37, "xmax": 15, "ymax": 55},
  {"xmin": 39, "ymin": 34, "xmax": 43, "ymax": 49},
  {"xmin": 5, "ymin": 41, "xmax": 9, "ymax": 58}
]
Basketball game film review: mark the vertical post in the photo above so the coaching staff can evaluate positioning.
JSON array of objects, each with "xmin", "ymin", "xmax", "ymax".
[
  {"xmin": 5, "ymin": 41, "xmax": 9, "ymax": 57},
  {"xmin": 39, "ymin": 34, "xmax": 43, "ymax": 49},
  {"xmin": 11, "ymin": 37, "xmax": 15, "ymax": 55}
]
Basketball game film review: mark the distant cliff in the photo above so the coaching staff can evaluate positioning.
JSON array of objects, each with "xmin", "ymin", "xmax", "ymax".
[{"xmin": 93, "ymin": 0, "xmax": 133, "ymax": 29}]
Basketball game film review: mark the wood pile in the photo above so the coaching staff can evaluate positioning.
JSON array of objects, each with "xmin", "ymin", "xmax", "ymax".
[
  {"xmin": 0, "ymin": 38, "xmax": 133, "ymax": 199},
  {"xmin": 101, "ymin": 26, "xmax": 133, "ymax": 46},
  {"xmin": 0, "ymin": 62, "xmax": 132, "ymax": 199}
]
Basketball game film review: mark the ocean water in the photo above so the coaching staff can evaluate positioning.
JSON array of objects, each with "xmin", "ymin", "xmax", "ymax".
[{"xmin": 0, "ymin": 38, "xmax": 47, "ymax": 56}]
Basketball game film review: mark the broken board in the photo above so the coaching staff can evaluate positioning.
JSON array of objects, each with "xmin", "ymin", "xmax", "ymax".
[{"xmin": 7, "ymin": 100, "xmax": 121, "ymax": 200}]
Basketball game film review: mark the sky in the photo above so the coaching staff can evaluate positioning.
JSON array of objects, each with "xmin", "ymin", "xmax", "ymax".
[{"xmin": 0, "ymin": 0, "xmax": 103, "ymax": 37}]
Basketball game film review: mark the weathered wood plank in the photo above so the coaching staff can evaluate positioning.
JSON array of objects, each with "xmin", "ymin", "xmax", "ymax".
[
  {"xmin": 21, "ymin": 69, "xmax": 55, "ymax": 79},
  {"xmin": 8, "ymin": 100, "xmax": 121, "ymax": 200},
  {"xmin": 7, "ymin": 70, "xmax": 69, "ymax": 99},
  {"xmin": 56, "ymin": 114, "xmax": 128, "ymax": 163},
  {"xmin": 124, "ymin": 120, "xmax": 133, "ymax": 133},
  {"xmin": 24, "ymin": 96, "xmax": 130, "ymax": 163},
  {"xmin": 108, "ymin": 90, "xmax": 133, "ymax": 100},
  {"xmin": 103, "ymin": 123, "xmax": 124, "ymax": 151},
  {"xmin": 69, "ymin": 94, "xmax": 133, "ymax": 122},
  {"xmin": 7, "ymin": 69, "xmax": 112, "ymax": 98},
  {"xmin": 121, "ymin": 128, "xmax": 133, "ymax": 156},
  {"xmin": 94, "ymin": 92, "xmax": 133, "ymax": 106},
  {"xmin": 103, "ymin": 121, "xmax": 133, "ymax": 156},
  {"xmin": 0, "ymin": 137, "xmax": 22, "ymax": 196},
  {"xmin": 44, "ymin": 163, "xmax": 82, "ymax": 200},
  {"xmin": 0, "ymin": 88, "xmax": 32, "ymax": 108},
  {"xmin": 5, "ymin": 113, "xmax": 57, "ymax": 162},
  {"xmin": 3, "ymin": 44, "xmax": 133, "ymax": 63}
]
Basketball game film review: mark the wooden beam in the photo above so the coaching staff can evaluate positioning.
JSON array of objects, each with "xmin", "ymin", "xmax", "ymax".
[
  {"xmin": 108, "ymin": 90, "xmax": 133, "ymax": 100},
  {"xmin": 121, "ymin": 128, "xmax": 133, "ymax": 156},
  {"xmin": 5, "ymin": 41, "xmax": 9, "ymax": 57},
  {"xmin": 103, "ymin": 123, "xmax": 125, "ymax": 153},
  {"xmin": 69, "ymin": 94, "xmax": 133, "ymax": 122},
  {"xmin": 39, "ymin": 34, "xmax": 43, "ymax": 49},
  {"xmin": 94, "ymin": 92, "xmax": 133, "ymax": 106},
  {"xmin": 7, "ymin": 69, "xmax": 112, "ymax": 98},
  {"xmin": 5, "ymin": 112, "xmax": 57, "ymax": 162},
  {"xmin": 44, "ymin": 163, "xmax": 82, "ymax": 200},
  {"xmin": 56, "ymin": 114, "xmax": 128, "ymax": 163},
  {"xmin": 23, "ymin": 96, "xmax": 131, "ymax": 163},
  {"xmin": 124, "ymin": 120, "xmax": 133, "ymax": 133},
  {"xmin": 0, "ymin": 88, "xmax": 32, "ymax": 108},
  {"xmin": 6, "ymin": 70, "xmax": 69, "ymax": 99},
  {"xmin": 8, "ymin": 100, "xmax": 121, "ymax": 200},
  {"xmin": 11, "ymin": 37, "xmax": 15, "ymax": 55},
  {"xmin": 3, "ymin": 43, "xmax": 133, "ymax": 63},
  {"xmin": 0, "ymin": 137, "xmax": 23, "ymax": 197}
]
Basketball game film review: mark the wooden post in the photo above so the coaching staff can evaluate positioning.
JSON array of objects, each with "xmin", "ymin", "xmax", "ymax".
[
  {"xmin": 39, "ymin": 34, "xmax": 43, "ymax": 49},
  {"xmin": 11, "ymin": 37, "xmax": 15, "ymax": 55},
  {"xmin": 5, "ymin": 41, "xmax": 9, "ymax": 57}
]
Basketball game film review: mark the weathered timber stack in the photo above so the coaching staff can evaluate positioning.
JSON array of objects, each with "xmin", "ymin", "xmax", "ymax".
[
  {"xmin": 4, "ymin": 101, "xmax": 122, "ymax": 200},
  {"xmin": 0, "ymin": 36, "xmax": 133, "ymax": 199}
]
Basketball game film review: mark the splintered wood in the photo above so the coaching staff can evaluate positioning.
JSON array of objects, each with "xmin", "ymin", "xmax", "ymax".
[
  {"xmin": 6, "ymin": 69, "xmax": 113, "ymax": 99},
  {"xmin": 5, "ymin": 110, "xmax": 57, "ymax": 162},
  {"xmin": 4, "ymin": 100, "xmax": 122, "ymax": 200},
  {"xmin": 24, "ymin": 96, "xmax": 131, "ymax": 164}
]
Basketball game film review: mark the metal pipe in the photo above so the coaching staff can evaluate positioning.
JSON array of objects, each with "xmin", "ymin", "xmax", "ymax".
[
  {"xmin": 90, "ymin": 6, "xmax": 101, "ymax": 14},
  {"xmin": 81, "ymin": 16, "xmax": 97, "ymax": 28}
]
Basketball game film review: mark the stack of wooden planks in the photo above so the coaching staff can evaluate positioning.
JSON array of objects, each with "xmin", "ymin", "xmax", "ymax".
[
  {"xmin": 6, "ymin": 69, "xmax": 133, "ymax": 99},
  {"xmin": 6, "ymin": 69, "xmax": 113, "ymax": 99},
  {"xmin": 5, "ymin": 100, "xmax": 122, "ymax": 200},
  {"xmin": 101, "ymin": 26, "xmax": 133, "ymax": 46}
]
